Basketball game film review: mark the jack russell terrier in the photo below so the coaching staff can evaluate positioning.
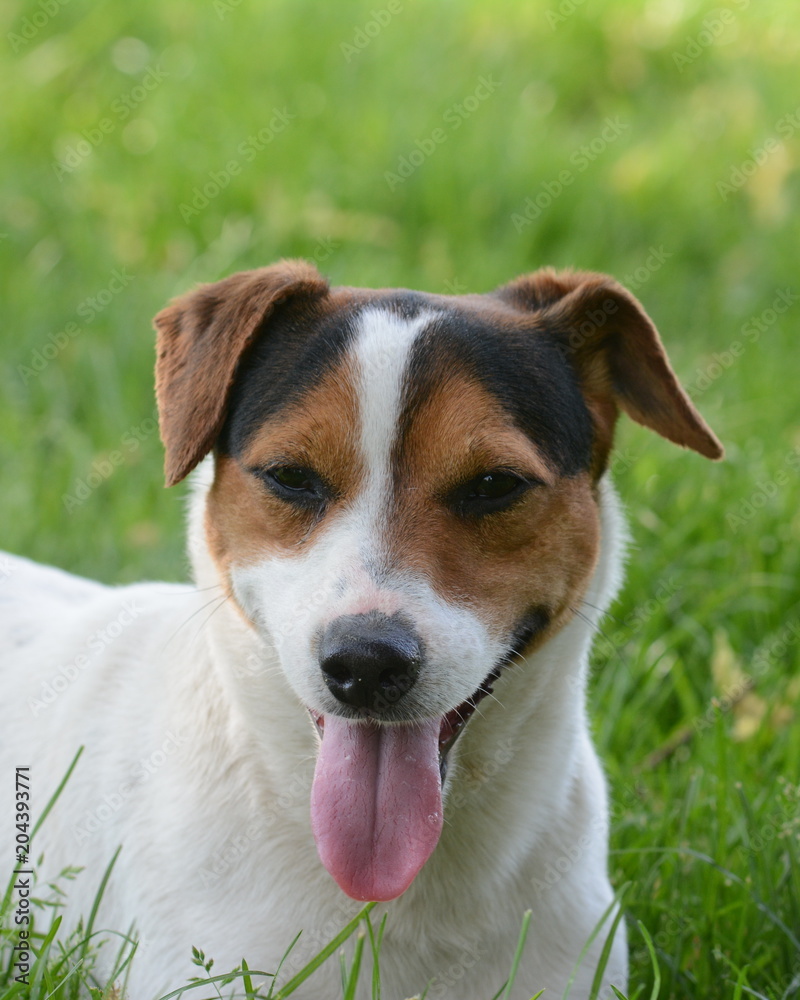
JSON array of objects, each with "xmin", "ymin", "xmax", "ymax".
[{"xmin": 1, "ymin": 261, "xmax": 722, "ymax": 998}]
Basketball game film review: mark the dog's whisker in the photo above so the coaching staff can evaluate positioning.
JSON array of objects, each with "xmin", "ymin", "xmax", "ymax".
[
  {"xmin": 160, "ymin": 593, "xmax": 229, "ymax": 652},
  {"xmin": 569, "ymin": 605, "xmax": 627, "ymax": 669},
  {"xmin": 579, "ymin": 597, "xmax": 624, "ymax": 625},
  {"xmin": 193, "ymin": 592, "xmax": 233, "ymax": 639},
  {"xmin": 570, "ymin": 604, "xmax": 603, "ymax": 628},
  {"xmin": 573, "ymin": 606, "xmax": 597, "ymax": 629}
]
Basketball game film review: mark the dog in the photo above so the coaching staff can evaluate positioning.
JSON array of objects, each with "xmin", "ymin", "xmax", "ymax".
[{"xmin": 1, "ymin": 260, "xmax": 722, "ymax": 999}]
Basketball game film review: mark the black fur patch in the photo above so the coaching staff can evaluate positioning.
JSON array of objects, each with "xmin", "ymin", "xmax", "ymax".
[
  {"xmin": 400, "ymin": 306, "xmax": 595, "ymax": 476},
  {"xmin": 506, "ymin": 605, "xmax": 552, "ymax": 661},
  {"xmin": 219, "ymin": 290, "xmax": 594, "ymax": 478},
  {"xmin": 218, "ymin": 296, "xmax": 359, "ymax": 457}
]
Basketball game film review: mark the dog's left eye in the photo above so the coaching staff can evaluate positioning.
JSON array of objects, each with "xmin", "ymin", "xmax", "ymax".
[
  {"xmin": 449, "ymin": 471, "xmax": 531, "ymax": 515},
  {"xmin": 257, "ymin": 465, "xmax": 328, "ymax": 505},
  {"xmin": 469, "ymin": 472, "xmax": 521, "ymax": 499}
]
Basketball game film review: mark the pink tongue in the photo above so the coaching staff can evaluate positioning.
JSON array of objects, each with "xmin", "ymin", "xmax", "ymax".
[{"xmin": 311, "ymin": 716, "xmax": 443, "ymax": 901}]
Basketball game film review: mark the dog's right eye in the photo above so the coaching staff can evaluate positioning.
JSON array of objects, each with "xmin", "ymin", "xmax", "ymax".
[{"xmin": 255, "ymin": 465, "xmax": 329, "ymax": 506}]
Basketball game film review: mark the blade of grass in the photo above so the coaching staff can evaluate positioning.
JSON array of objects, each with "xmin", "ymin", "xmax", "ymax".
[
  {"xmin": 31, "ymin": 748, "xmax": 85, "ymax": 841},
  {"xmin": 588, "ymin": 884, "xmax": 631, "ymax": 1000},
  {"xmin": 264, "ymin": 931, "xmax": 302, "ymax": 999},
  {"xmin": 562, "ymin": 883, "xmax": 630, "ymax": 1000},
  {"xmin": 342, "ymin": 930, "xmax": 365, "ymax": 1000},
  {"xmin": 732, "ymin": 964, "xmax": 750, "ymax": 1000},
  {"xmin": 273, "ymin": 902, "xmax": 376, "ymax": 998},
  {"xmin": 501, "ymin": 909, "xmax": 532, "ymax": 1000},
  {"xmin": 82, "ymin": 845, "xmax": 122, "ymax": 952},
  {"xmin": 241, "ymin": 957, "xmax": 254, "ymax": 997},
  {"xmin": 156, "ymin": 968, "xmax": 276, "ymax": 1000},
  {"xmin": 108, "ymin": 926, "xmax": 139, "ymax": 989},
  {"xmin": 365, "ymin": 910, "xmax": 387, "ymax": 1000},
  {"xmin": 43, "ymin": 958, "xmax": 87, "ymax": 999},
  {"xmin": 29, "ymin": 915, "xmax": 64, "ymax": 993},
  {"xmin": 636, "ymin": 921, "xmax": 661, "ymax": 1000}
]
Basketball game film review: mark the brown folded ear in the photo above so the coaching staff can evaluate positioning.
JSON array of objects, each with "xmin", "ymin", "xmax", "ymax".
[
  {"xmin": 496, "ymin": 268, "xmax": 724, "ymax": 465},
  {"xmin": 154, "ymin": 259, "xmax": 329, "ymax": 486}
]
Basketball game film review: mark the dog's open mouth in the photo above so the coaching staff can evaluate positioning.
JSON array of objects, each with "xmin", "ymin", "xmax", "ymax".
[
  {"xmin": 308, "ymin": 661, "xmax": 508, "ymax": 904},
  {"xmin": 437, "ymin": 662, "xmax": 503, "ymax": 771},
  {"xmin": 310, "ymin": 661, "xmax": 502, "ymax": 777}
]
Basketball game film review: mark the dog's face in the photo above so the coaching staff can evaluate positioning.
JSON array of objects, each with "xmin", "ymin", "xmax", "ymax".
[{"xmin": 154, "ymin": 261, "xmax": 722, "ymax": 902}]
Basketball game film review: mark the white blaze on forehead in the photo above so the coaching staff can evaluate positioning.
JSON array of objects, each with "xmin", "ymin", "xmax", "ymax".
[{"xmin": 351, "ymin": 307, "xmax": 437, "ymax": 512}]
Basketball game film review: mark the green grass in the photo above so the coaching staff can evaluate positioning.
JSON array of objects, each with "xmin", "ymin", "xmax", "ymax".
[{"xmin": 2, "ymin": 0, "xmax": 799, "ymax": 996}]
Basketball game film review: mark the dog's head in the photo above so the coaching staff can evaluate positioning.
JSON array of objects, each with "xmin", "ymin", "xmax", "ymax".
[{"xmin": 154, "ymin": 260, "xmax": 722, "ymax": 901}]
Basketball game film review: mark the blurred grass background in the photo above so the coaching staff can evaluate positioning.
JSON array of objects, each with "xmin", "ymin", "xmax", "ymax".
[{"xmin": 2, "ymin": 0, "xmax": 799, "ymax": 996}]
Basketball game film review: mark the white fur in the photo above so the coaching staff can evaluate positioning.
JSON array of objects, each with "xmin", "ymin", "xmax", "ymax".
[
  {"xmin": 0, "ymin": 308, "xmax": 629, "ymax": 998},
  {"xmin": 0, "ymin": 477, "xmax": 627, "ymax": 998},
  {"xmin": 353, "ymin": 306, "xmax": 433, "ymax": 500}
]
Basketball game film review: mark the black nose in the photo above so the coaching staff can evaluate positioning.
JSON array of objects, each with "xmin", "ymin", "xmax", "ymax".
[{"xmin": 319, "ymin": 612, "xmax": 422, "ymax": 713}]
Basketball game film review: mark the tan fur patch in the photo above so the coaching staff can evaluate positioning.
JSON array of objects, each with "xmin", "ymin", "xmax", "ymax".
[
  {"xmin": 205, "ymin": 356, "xmax": 362, "ymax": 586},
  {"xmin": 390, "ymin": 370, "xmax": 600, "ymax": 649}
]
